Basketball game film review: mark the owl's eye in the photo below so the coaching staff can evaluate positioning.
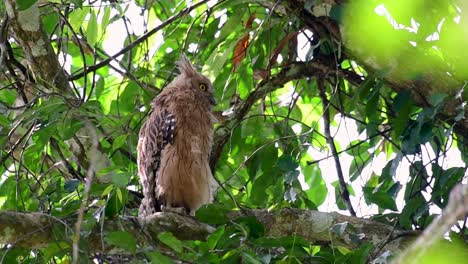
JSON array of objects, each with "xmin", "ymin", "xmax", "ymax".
[{"xmin": 199, "ymin": 83, "xmax": 207, "ymax": 91}]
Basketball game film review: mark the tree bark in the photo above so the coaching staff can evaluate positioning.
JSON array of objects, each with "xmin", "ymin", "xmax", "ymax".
[{"xmin": 0, "ymin": 209, "xmax": 414, "ymax": 254}]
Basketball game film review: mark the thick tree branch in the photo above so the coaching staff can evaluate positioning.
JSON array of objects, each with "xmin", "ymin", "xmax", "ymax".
[
  {"xmin": 0, "ymin": 209, "xmax": 413, "ymax": 254},
  {"xmin": 5, "ymin": 1, "xmax": 70, "ymax": 92}
]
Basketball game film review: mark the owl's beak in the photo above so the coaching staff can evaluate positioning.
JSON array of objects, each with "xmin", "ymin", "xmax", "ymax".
[{"xmin": 209, "ymin": 96, "xmax": 217, "ymax": 106}]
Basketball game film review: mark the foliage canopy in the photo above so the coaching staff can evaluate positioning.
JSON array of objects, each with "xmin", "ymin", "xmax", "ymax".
[{"xmin": 0, "ymin": 0, "xmax": 467, "ymax": 263}]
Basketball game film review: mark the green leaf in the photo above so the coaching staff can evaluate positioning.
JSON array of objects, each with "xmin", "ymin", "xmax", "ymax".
[
  {"xmin": 101, "ymin": 184, "xmax": 114, "ymax": 197},
  {"xmin": 105, "ymin": 231, "xmax": 136, "ymax": 254},
  {"xmin": 207, "ymin": 226, "xmax": 225, "ymax": 250},
  {"xmin": 363, "ymin": 187, "xmax": 398, "ymax": 211},
  {"xmin": 347, "ymin": 243, "xmax": 374, "ymax": 263},
  {"xmin": 112, "ymin": 134, "xmax": 128, "ymax": 151},
  {"xmin": 235, "ymin": 59, "xmax": 254, "ymax": 100},
  {"xmin": 43, "ymin": 242, "xmax": 70, "ymax": 262},
  {"xmin": 0, "ymin": 248, "xmax": 30, "ymax": 264},
  {"xmin": 349, "ymin": 156, "xmax": 370, "ymax": 182},
  {"xmin": 254, "ymin": 236, "xmax": 309, "ymax": 248},
  {"xmin": 363, "ymin": 174, "xmax": 399, "ymax": 211},
  {"xmin": 392, "ymin": 90, "xmax": 413, "ymax": 136},
  {"xmin": 303, "ymin": 165, "xmax": 327, "ymax": 206},
  {"xmin": 251, "ymin": 173, "xmax": 274, "ymax": 206},
  {"xmin": 400, "ymin": 195, "xmax": 427, "ymax": 228},
  {"xmin": 432, "ymin": 166, "xmax": 465, "ymax": 207},
  {"xmin": 349, "ymin": 233, "xmax": 365, "ymax": 245},
  {"xmin": 69, "ymin": 8, "xmax": 88, "ymax": 31},
  {"xmin": 247, "ymin": 148, "xmax": 262, "ymax": 179},
  {"xmin": 64, "ymin": 180, "xmax": 80, "ymax": 193},
  {"xmin": 202, "ymin": 38, "xmax": 238, "ymax": 80},
  {"xmin": 158, "ymin": 232, "xmax": 183, "ymax": 253},
  {"xmin": 276, "ymin": 154, "xmax": 299, "ymax": 172},
  {"xmin": 195, "ymin": 204, "xmax": 228, "ymax": 225},
  {"xmin": 101, "ymin": 6, "xmax": 112, "ymax": 33},
  {"xmin": 234, "ymin": 216, "xmax": 264, "ymax": 239},
  {"xmin": 260, "ymin": 144, "xmax": 279, "ymax": 174},
  {"xmin": 146, "ymin": 252, "xmax": 174, "ymax": 264},
  {"xmin": 105, "ymin": 188, "xmax": 127, "ymax": 217},
  {"xmin": 119, "ymin": 81, "xmax": 141, "ymax": 113},
  {"xmin": 241, "ymin": 252, "xmax": 263, "ymax": 264},
  {"xmin": 405, "ymin": 161, "xmax": 427, "ymax": 200},
  {"xmin": 329, "ymin": 4, "xmax": 345, "ymax": 23},
  {"xmin": 332, "ymin": 181, "xmax": 354, "ymax": 210},
  {"xmin": 71, "ymin": 0, "xmax": 83, "ymax": 8},
  {"xmin": 87, "ymin": 10, "xmax": 98, "ymax": 46},
  {"xmin": 60, "ymin": 118, "xmax": 83, "ymax": 140},
  {"xmin": 111, "ymin": 172, "xmax": 130, "ymax": 187},
  {"xmin": 365, "ymin": 83, "xmax": 381, "ymax": 122},
  {"xmin": 17, "ymin": 0, "xmax": 38, "ymax": 10},
  {"xmin": 0, "ymin": 89, "xmax": 16, "ymax": 106}
]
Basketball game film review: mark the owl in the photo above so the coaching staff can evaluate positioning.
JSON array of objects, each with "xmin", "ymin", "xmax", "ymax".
[{"xmin": 137, "ymin": 55, "xmax": 217, "ymax": 216}]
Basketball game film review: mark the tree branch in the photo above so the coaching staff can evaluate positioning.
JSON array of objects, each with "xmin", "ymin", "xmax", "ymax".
[
  {"xmin": 317, "ymin": 78, "xmax": 356, "ymax": 216},
  {"xmin": 0, "ymin": 209, "xmax": 414, "ymax": 254},
  {"xmin": 5, "ymin": 1, "xmax": 70, "ymax": 92}
]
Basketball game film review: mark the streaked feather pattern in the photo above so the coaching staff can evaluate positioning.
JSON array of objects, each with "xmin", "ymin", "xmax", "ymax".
[{"xmin": 138, "ymin": 55, "xmax": 217, "ymax": 216}]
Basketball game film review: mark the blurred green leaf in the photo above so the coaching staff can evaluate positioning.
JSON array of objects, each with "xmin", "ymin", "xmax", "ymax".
[
  {"xmin": 105, "ymin": 188, "xmax": 127, "ymax": 217},
  {"xmin": 303, "ymin": 165, "xmax": 327, "ymax": 207},
  {"xmin": 64, "ymin": 180, "xmax": 79, "ymax": 193},
  {"xmin": 207, "ymin": 227, "xmax": 225, "ymax": 250},
  {"xmin": 234, "ymin": 216, "xmax": 264, "ymax": 239},
  {"xmin": 392, "ymin": 90, "xmax": 413, "ymax": 136},
  {"xmin": 196, "ymin": 204, "xmax": 228, "ymax": 225},
  {"xmin": 241, "ymin": 252, "xmax": 263, "ymax": 264},
  {"xmin": 87, "ymin": 10, "xmax": 98, "ymax": 46},
  {"xmin": 276, "ymin": 154, "xmax": 299, "ymax": 172},
  {"xmin": 112, "ymin": 134, "xmax": 128, "ymax": 151},
  {"xmin": 146, "ymin": 251, "xmax": 175, "ymax": 264},
  {"xmin": 101, "ymin": 6, "xmax": 112, "ymax": 33},
  {"xmin": 158, "ymin": 232, "xmax": 183, "ymax": 253},
  {"xmin": 105, "ymin": 231, "xmax": 137, "ymax": 254},
  {"xmin": 69, "ymin": 8, "xmax": 88, "ymax": 31},
  {"xmin": 16, "ymin": 0, "xmax": 38, "ymax": 10}
]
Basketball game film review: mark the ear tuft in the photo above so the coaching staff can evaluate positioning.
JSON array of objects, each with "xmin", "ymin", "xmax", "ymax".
[{"xmin": 176, "ymin": 54, "xmax": 197, "ymax": 77}]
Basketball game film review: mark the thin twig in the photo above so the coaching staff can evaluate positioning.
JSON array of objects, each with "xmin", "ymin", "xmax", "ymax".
[
  {"xmin": 72, "ymin": 123, "xmax": 99, "ymax": 264},
  {"xmin": 317, "ymin": 78, "xmax": 356, "ymax": 216}
]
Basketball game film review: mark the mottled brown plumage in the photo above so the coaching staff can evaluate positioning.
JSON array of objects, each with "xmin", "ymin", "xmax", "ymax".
[{"xmin": 138, "ymin": 55, "xmax": 217, "ymax": 216}]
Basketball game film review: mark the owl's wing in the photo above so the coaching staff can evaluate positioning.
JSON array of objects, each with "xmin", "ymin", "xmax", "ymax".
[{"xmin": 137, "ymin": 107, "xmax": 176, "ymax": 216}]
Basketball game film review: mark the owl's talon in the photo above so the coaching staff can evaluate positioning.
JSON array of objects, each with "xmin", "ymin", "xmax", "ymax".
[{"xmin": 160, "ymin": 205, "xmax": 189, "ymax": 215}]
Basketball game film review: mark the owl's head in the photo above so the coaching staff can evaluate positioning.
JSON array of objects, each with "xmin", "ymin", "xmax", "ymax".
[{"xmin": 175, "ymin": 55, "xmax": 217, "ymax": 107}]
